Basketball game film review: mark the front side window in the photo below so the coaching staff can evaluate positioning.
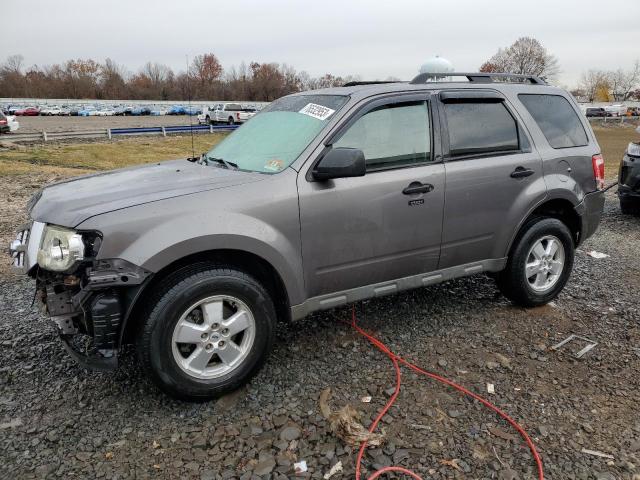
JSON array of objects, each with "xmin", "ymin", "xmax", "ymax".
[
  {"xmin": 444, "ymin": 101, "xmax": 519, "ymax": 157},
  {"xmin": 334, "ymin": 101, "xmax": 431, "ymax": 170},
  {"xmin": 518, "ymin": 94, "xmax": 588, "ymax": 149},
  {"xmin": 207, "ymin": 94, "xmax": 348, "ymax": 173}
]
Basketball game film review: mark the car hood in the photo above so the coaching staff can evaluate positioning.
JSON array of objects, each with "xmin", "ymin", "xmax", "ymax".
[{"xmin": 29, "ymin": 159, "xmax": 266, "ymax": 227}]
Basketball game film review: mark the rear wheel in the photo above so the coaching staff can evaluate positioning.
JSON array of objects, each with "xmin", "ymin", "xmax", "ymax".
[
  {"xmin": 137, "ymin": 265, "xmax": 276, "ymax": 401},
  {"xmin": 227, "ymin": 117, "xmax": 235, "ymax": 125},
  {"xmin": 496, "ymin": 217, "xmax": 574, "ymax": 307}
]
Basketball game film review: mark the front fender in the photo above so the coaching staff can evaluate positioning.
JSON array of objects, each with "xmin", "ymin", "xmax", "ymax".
[{"xmin": 77, "ymin": 172, "xmax": 305, "ymax": 304}]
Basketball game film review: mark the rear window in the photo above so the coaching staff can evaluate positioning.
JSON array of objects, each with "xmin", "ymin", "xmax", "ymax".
[
  {"xmin": 225, "ymin": 104, "xmax": 242, "ymax": 111},
  {"xmin": 518, "ymin": 94, "xmax": 588, "ymax": 149},
  {"xmin": 443, "ymin": 101, "xmax": 519, "ymax": 156}
]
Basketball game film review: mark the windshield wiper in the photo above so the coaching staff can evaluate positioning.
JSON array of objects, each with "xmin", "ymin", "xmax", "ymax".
[{"xmin": 203, "ymin": 154, "xmax": 238, "ymax": 170}]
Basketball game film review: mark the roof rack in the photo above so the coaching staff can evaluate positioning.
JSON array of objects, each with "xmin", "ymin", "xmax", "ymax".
[
  {"xmin": 410, "ymin": 72, "xmax": 547, "ymax": 86},
  {"xmin": 342, "ymin": 81, "xmax": 402, "ymax": 87}
]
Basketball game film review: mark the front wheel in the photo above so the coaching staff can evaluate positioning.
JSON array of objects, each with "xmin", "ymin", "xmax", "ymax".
[
  {"xmin": 137, "ymin": 265, "xmax": 276, "ymax": 401},
  {"xmin": 496, "ymin": 217, "xmax": 574, "ymax": 307}
]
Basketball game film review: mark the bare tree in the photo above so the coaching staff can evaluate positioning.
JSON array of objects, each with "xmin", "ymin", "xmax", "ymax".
[
  {"xmin": 481, "ymin": 37, "xmax": 559, "ymax": 81},
  {"xmin": 609, "ymin": 61, "xmax": 640, "ymax": 101},
  {"xmin": 579, "ymin": 70, "xmax": 612, "ymax": 102}
]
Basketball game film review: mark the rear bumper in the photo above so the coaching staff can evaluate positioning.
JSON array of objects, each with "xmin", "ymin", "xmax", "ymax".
[
  {"xmin": 575, "ymin": 190, "xmax": 605, "ymax": 245},
  {"xmin": 618, "ymin": 154, "xmax": 640, "ymax": 199}
]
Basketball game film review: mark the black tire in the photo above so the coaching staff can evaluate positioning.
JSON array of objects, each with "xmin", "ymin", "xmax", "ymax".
[
  {"xmin": 137, "ymin": 264, "xmax": 276, "ymax": 401},
  {"xmin": 227, "ymin": 117, "xmax": 235, "ymax": 125},
  {"xmin": 496, "ymin": 217, "xmax": 574, "ymax": 307},
  {"xmin": 205, "ymin": 115, "xmax": 211, "ymax": 125},
  {"xmin": 620, "ymin": 198, "xmax": 640, "ymax": 215}
]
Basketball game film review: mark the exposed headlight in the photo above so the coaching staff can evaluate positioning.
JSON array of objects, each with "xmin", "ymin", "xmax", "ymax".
[
  {"xmin": 627, "ymin": 142, "xmax": 640, "ymax": 158},
  {"xmin": 37, "ymin": 225, "xmax": 85, "ymax": 271}
]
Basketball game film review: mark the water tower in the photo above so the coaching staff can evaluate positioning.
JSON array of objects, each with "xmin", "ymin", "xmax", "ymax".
[{"xmin": 419, "ymin": 56, "xmax": 454, "ymax": 80}]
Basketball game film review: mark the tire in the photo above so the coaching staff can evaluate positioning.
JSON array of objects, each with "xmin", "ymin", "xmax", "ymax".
[
  {"xmin": 228, "ymin": 117, "xmax": 235, "ymax": 125},
  {"xmin": 137, "ymin": 264, "xmax": 276, "ymax": 401},
  {"xmin": 205, "ymin": 115, "xmax": 211, "ymax": 125},
  {"xmin": 496, "ymin": 217, "xmax": 574, "ymax": 307},
  {"xmin": 620, "ymin": 198, "xmax": 640, "ymax": 215}
]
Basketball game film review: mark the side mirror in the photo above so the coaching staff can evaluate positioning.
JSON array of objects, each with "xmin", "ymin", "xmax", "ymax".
[{"xmin": 312, "ymin": 147, "xmax": 366, "ymax": 181}]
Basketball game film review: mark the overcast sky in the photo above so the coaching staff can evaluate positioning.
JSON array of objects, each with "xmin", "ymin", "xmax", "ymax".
[{"xmin": 4, "ymin": 0, "xmax": 639, "ymax": 88}]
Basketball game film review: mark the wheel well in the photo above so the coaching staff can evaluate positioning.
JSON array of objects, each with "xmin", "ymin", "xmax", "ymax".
[
  {"xmin": 528, "ymin": 199, "xmax": 581, "ymax": 245},
  {"xmin": 121, "ymin": 249, "xmax": 291, "ymax": 344}
]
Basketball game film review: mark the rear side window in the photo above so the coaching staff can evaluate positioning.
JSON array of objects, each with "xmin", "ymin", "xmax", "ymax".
[
  {"xmin": 518, "ymin": 94, "xmax": 588, "ymax": 149},
  {"xmin": 443, "ymin": 101, "xmax": 519, "ymax": 156}
]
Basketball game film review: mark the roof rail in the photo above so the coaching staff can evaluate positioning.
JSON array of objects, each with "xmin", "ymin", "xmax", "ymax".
[
  {"xmin": 342, "ymin": 81, "xmax": 402, "ymax": 87},
  {"xmin": 410, "ymin": 72, "xmax": 547, "ymax": 86}
]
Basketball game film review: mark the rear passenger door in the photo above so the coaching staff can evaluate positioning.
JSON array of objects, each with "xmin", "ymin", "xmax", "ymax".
[{"xmin": 438, "ymin": 90, "xmax": 546, "ymax": 269}]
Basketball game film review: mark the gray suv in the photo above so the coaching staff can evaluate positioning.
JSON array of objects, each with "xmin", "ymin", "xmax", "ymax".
[{"xmin": 10, "ymin": 72, "xmax": 605, "ymax": 400}]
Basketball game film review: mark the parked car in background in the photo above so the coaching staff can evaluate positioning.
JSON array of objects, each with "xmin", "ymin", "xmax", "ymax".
[
  {"xmin": 78, "ymin": 106, "xmax": 98, "ymax": 116},
  {"xmin": 69, "ymin": 106, "xmax": 81, "ymax": 116},
  {"xmin": 618, "ymin": 126, "xmax": 640, "ymax": 215},
  {"xmin": 167, "ymin": 105, "xmax": 186, "ymax": 115},
  {"xmin": 59, "ymin": 106, "xmax": 71, "ymax": 116},
  {"xmin": 15, "ymin": 106, "xmax": 40, "ymax": 116},
  {"xmin": 0, "ymin": 112, "xmax": 19, "ymax": 133},
  {"xmin": 604, "ymin": 104, "xmax": 626, "ymax": 117},
  {"xmin": 585, "ymin": 107, "xmax": 608, "ymax": 117},
  {"xmin": 96, "ymin": 107, "xmax": 116, "ymax": 116},
  {"xmin": 201, "ymin": 103, "xmax": 256, "ymax": 125},
  {"xmin": 626, "ymin": 107, "xmax": 640, "ymax": 117},
  {"xmin": 8, "ymin": 73, "xmax": 606, "ymax": 400},
  {"xmin": 7, "ymin": 105, "xmax": 24, "ymax": 115},
  {"xmin": 40, "ymin": 106, "xmax": 62, "ymax": 116}
]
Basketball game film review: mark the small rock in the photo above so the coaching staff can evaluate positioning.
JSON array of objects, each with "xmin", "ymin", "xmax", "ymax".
[
  {"xmin": 279, "ymin": 425, "xmax": 301, "ymax": 442},
  {"xmin": 448, "ymin": 410, "xmax": 462, "ymax": 418},
  {"xmin": 438, "ymin": 359, "xmax": 448, "ymax": 368},
  {"xmin": 254, "ymin": 457, "xmax": 276, "ymax": 475}
]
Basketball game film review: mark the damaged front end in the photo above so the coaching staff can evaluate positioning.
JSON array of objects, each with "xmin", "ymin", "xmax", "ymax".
[{"xmin": 10, "ymin": 221, "xmax": 151, "ymax": 370}]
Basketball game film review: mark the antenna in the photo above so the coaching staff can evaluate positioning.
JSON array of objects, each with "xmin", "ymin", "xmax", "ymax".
[{"xmin": 186, "ymin": 54, "xmax": 195, "ymax": 159}]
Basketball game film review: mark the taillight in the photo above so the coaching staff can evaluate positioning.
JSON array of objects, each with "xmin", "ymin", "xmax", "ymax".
[
  {"xmin": 0, "ymin": 119, "xmax": 7, "ymax": 125},
  {"xmin": 236, "ymin": 112, "xmax": 240, "ymax": 120},
  {"xmin": 592, "ymin": 154, "xmax": 605, "ymax": 190}
]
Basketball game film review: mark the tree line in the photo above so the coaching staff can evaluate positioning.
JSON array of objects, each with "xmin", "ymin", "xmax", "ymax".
[
  {"xmin": 0, "ymin": 53, "xmax": 360, "ymax": 101},
  {"xmin": 2, "ymin": 41, "xmax": 639, "ymax": 102}
]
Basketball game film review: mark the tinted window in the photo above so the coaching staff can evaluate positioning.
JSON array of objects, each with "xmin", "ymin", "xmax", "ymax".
[
  {"xmin": 444, "ymin": 101, "xmax": 519, "ymax": 156},
  {"xmin": 519, "ymin": 94, "xmax": 588, "ymax": 149},
  {"xmin": 225, "ymin": 103, "xmax": 242, "ymax": 111},
  {"xmin": 334, "ymin": 101, "xmax": 431, "ymax": 170}
]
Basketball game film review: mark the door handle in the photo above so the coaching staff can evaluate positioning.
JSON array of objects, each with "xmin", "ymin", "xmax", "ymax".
[
  {"xmin": 402, "ymin": 181, "xmax": 434, "ymax": 195},
  {"xmin": 510, "ymin": 166, "xmax": 535, "ymax": 178}
]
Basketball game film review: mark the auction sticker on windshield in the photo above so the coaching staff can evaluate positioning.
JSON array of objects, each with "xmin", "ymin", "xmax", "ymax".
[
  {"xmin": 299, "ymin": 103, "xmax": 336, "ymax": 121},
  {"xmin": 264, "ymin": 159, "xmax": 284, "ymax": 172}
]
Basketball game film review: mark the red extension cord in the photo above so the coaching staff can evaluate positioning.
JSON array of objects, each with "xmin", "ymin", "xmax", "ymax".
[{"xmin": 348, "ymin": 307, "xmax": 545, "ymax": 480}]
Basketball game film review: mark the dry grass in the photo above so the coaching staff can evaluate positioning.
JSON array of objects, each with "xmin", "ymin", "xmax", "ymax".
[
  {"xmin": 0, "ymin": 126, "xmax": 634, "ymax": 179},
  {"xmin": 0, "ymin": 134, "xmax": 226, "ymax": 176},
  {"xmin": 592, "ymin": 125, "xmax": 637, "ymax": 179}
]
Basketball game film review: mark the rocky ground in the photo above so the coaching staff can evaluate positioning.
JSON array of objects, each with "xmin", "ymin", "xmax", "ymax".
[{"xmin": 1, "ymin": 178, "xmax": 639, "ymax": 479}]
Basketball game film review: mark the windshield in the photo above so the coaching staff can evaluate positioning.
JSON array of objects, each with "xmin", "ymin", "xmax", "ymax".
[{"xmin": 206, "ymin": 94, "xmax": 348, "ymax": 173}]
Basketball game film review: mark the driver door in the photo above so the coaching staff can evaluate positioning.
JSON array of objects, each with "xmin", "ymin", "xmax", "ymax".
[{"xmin": 297, "ymin": 94, "xmax": 445, "ymax": 298}]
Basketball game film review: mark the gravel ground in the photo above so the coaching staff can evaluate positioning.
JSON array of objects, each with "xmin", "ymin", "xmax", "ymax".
[
  {"xmin": 1, "ymin": 180, "xmax": 639, "ymax": 479},
  {"xmin": 7, "ymin": 115, "xmax": 197, "ymax": 134}
]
